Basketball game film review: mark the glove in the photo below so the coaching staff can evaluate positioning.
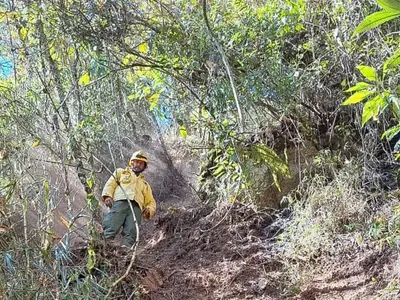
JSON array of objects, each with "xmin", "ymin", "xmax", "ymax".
[
  {"xmin": 104, "ymin": 197, "xmax": 114, "ymax": 208},
  {"xmin": 142, "ymin": 207, "xmax": 151, "ymax": 219}
]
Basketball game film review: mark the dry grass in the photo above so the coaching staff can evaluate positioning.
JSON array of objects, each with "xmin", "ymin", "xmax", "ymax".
[{"xmin": 277, "ymin": 151, "xmax": 370, "ymax": 286}]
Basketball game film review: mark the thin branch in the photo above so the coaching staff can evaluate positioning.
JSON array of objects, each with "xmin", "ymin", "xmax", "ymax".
[
  {"xmin": 202, "ymin": 0, "xmax": 244, "ymax": 131},
  {"xmin": 156, "ymin": 68, "xmax": 202, "ymax": 104},
  {"xmin": 106, "ymin": 252, "xmax": 137, "ymax": 299}
]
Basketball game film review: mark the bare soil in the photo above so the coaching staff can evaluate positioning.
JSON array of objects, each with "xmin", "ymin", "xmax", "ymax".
[
  {"xmin": 97, "ymin": 195, "xmax": 399, "ymax": 300},
  {"xmin": 66, "ymin": 192, "xmax": 399, "ymax": 300}
]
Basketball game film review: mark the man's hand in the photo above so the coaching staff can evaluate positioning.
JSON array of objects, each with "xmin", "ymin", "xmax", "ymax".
[
  {"xmin": 104, "ymin": 197, "xmax": 114, "ymax": 208},
  {"xmin": 142, "ymin": 207, "xmax": 151, "ymax": 219}
]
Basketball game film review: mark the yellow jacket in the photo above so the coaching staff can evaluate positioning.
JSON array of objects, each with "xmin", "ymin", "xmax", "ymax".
[{"xmin": 101, "ymin": 168, "xmax": 156, "ymax": 219}]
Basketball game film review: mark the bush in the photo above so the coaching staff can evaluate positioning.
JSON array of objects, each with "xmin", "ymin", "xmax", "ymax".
[{"xmin": 278, "ymin": 152, "xmax": 368, "ymax": 276}]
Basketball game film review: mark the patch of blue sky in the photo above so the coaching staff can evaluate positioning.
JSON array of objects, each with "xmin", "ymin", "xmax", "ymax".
[
  {"xmin": 154, "ymin": 104, "xmax": 173, "ymax": 133},
  {"xmin": 0, "ymin": 56, "xmax": 12, "ymax": 78},
  {"xmin": 153, "ymin": 96, "xmax": 175, "ymax": 133}
]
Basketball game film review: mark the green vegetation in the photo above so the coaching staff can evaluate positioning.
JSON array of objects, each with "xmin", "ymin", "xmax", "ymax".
[{"xmin": 1, "ymin": 0, "xmax": 400, "ymax": 298}]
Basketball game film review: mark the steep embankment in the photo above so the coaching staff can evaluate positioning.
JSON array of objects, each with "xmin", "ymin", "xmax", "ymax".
[
  {"xmin": 64, "ymin": 141, "xmax": 399, "ymax": 300},
  {"xmin": 104, "ymin": 194, "xmax": 399, "ymax": 300}
]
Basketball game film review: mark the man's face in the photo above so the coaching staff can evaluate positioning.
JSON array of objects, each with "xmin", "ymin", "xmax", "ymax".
[{"xmin": 131, "ymin": 159, "xmax": 146, "ymax": 173}]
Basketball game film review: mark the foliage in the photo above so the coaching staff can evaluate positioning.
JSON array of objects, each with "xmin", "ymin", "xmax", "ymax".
[
  {"xmin": 362, "ymin": 197, "xmax": 400, "ymax": 249},
  {"xmin": 276, "ymin": 150, "xmax": 383, "ymax": 292},
  {"xmin": 353, "ymin": 0, "xmax": 400, "ymax": 36},
  {"xmin": 1, "ymin": 0, "xmax": 400, "ymax": 297},
  {"xmin": 0, "ymin": 0, "xmax": 306, "ymax": 296},
  {"xmin": 343, "ymin": 0, "xmax": 400, "ymax": 153}
]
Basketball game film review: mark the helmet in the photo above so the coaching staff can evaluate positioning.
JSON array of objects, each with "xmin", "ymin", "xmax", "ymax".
[{"xmin": 129, "ymin": 150, "xmax": 148, "ymax": 166}]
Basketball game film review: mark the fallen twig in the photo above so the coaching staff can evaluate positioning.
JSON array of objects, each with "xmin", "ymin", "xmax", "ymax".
[
  {"xmin": 105, "ymin": 250, "xmax": 137, "ymax": 299},
  {"xmin": 199, "ymin": 201, "xmax": 234, "ymax": 233}
]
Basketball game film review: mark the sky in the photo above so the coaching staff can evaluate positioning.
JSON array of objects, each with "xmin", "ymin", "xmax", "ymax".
[{"xmin": 0, "ymin": 56, "xmax": 12, "ymax": 78}]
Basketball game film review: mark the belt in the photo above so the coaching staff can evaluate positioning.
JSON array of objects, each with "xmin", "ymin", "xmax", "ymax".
[{"xmin": 120, "ymin": 199, "xmax": 139, "ymax": 206}]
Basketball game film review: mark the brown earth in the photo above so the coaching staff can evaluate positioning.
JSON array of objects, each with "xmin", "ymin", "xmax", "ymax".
[
  {"xmin": 73, "ymin": 193, "xmax": 399, "ymax": 300},
  {"xmin": 49, "ymin": 136, "xmax": 399, "ymax": 300}
]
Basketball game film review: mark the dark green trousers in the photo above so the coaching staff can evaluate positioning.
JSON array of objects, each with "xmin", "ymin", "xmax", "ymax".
[{"xmin": 103, "ymin": 200, "xmax": 142, "ymax": 247}]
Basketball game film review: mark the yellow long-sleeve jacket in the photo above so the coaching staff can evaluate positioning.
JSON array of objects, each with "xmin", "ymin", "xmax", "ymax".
[{"xmin": 101, "ymin": 167, "xmax": 156, "ymax": 219}]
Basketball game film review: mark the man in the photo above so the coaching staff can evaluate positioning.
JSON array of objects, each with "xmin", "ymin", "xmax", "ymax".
[{"xmin": 101, "ymin": 150, "xmax": 156, "ymax": 248}]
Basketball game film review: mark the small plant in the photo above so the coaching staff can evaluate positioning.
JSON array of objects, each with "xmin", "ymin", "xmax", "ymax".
[
  {"xmin": 367, "ymin": 217, "xmax": 387, "ymax": 240},
  {"xmin": 368, "ymin": 203, "xmax": 400, "ymax": 247},
  {"xmin": 342, "ymin": 0, "xmax": 400, "ymax": 156}
]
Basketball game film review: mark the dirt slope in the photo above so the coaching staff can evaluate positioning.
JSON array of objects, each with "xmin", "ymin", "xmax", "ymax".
[
  {"xmin": 111, "ymin": 195, "xmax": 399, "ymax": 300},
  {"xmin": 133, "ymin": 201, "xmax": 281, "ymax": 300}
]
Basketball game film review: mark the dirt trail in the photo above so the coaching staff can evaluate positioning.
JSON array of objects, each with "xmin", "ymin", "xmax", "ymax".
[
  {"xmin": 135, "ymin": 199, "xmax": 280, "ymax": 300},
  {"xmin": 120, "ymin": 194, "xmax": 399, "ymax": 300}
]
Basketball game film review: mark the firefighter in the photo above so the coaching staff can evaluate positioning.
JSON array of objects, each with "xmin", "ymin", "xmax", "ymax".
[{"xmin": 101, "ymin": 150, "xmax": 156, "ymax": 248}]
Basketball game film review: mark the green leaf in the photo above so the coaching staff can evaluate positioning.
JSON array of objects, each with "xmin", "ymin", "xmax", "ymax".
[
  {"xmin": 381, "ymin": 124, "xmax": 400, "ymax": 140},
  {"xmin": 384, "ymin": 49, "xmax": 400, "ymax": 73},
  {"xmin": 353, "ymin": 11, "xmax": 400, "ymax": 37},
  {"xmin": 390, "ymin": 94, "xmax": 400, "ymax": 114},
  {"xmin": 0, "ymin": 83, "xmax": 8, "ymax": 91},
  {"xmin": 87, "ymin": 178, "xmax": 93, "ymax": 189},
  {"xmin": 138, "ymin": 42, "xmax": 148, "ymax": 53},
  {"xmin": 179, "ymin": 125, "xmax": 187, "ymax": 139},
  {"xmin": 272, "ymin": 172, "xmax": 281, "ymax": 192},
  {"xmin": 345, "ymin": 82, "xmax": 372, "ymax": 92},
  {"xmin": 148, "ymin": 94, "xmax": 159, "ymax": 111},
  {"xmin": 222, "ymin": 119, "xmax": 229, "ymax": 127},
  {"xmin": 149, "ymin": 101, "xmax": 157, "ymax": 111},
  {"xmin": 19, "ymin": 27, "xmax": 27, "ymax": 40},
  {"xmin": 87, "ymin": 194, "xmax": 99, "ymax": 210},
  {"xmin": 212, "ymin": 165, "xmax": 225, "ymax": 177},
  {"xmin": 361, "ymin": 94, "xmax": 387, "ymax": 126},
  {"xmin": 231, "ymin": 173, "xmax": 239, "ymax": 181},
  {"xmin": 67, "ymin": 46, "xmax": 75, "ymax": 58},
  {"xmin": 87, "ymin": 249, "xmax": 96, "ymax": 271},
  {"xmin": 49, "ymin": 45, "xmax": 59, "ymax": 61},
  {"xmin": 122, "ymin": 54, "xmax": 137, "ymax": 66},
  {"xmin": 342, "ymin": 90, "xmax": 376, "ymax": 105},
  {"xmin": 44, "ymin": 181, "xmax": 49, "ymax": 206},
  {"xmin": 0, "ymin": 11, "xmax": 5, "ymax": 23},
  {"xmin": 143, "ymin": 86, "xmax": 151, "ymax": 95},
  {"xmin": 376, "ymin": 0, "xmax": 400, "ymax": 11},
  {"xmin": 148, "ymin": 93, "xmax": 160, "ymax": 102},
  {"xmin": 78, "ymin": 73, "xmax": 90, "ymax": 86},
  {"xmin": 32, "ymin": 139, "xmax": 41, "ymax": 147},
  {"xmin": 250, "ymin": 144, "xmax": 290, "ymax": 176},
  {"xmin": 357, "ymin": 65, "xmax": 378, "ymax": 81}
]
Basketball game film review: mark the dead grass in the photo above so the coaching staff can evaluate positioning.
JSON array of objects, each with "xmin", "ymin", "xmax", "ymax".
[
  {"xmin": 281, "ymin": 164, "xmax": 365, "ymax": 252},
  {"xmin": 277, "ymin": 152, "xmax": 370, "ymax": 287},
  {"xmin": 273, "ymin": 149, "xmax": 400, "ymax": 300}
]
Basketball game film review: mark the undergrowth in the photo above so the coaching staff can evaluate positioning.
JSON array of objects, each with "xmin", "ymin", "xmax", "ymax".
[
  {"xmin": 276, "ymin": 147, "xmax": 400, "ymax": 297},
  {"xmin": 277, "ymin": 151, "xmax": 373, "ymax": 288},
  {"xmin": 0, "ymin": 237, "xmax": 141, "ymax": 299}
]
